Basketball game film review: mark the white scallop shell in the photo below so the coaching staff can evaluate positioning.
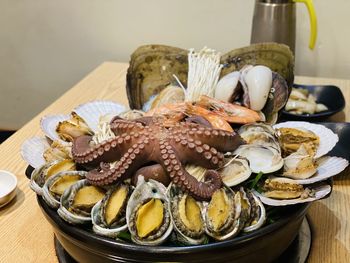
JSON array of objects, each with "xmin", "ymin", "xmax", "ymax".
[
  {"xmin": 253, "ymin": 183, "xmax": 331, "ymax": 206},
  {"xmin": 291, "ymin": 156, "xmax": 348, "ymax": 185},
  {"xmin": 273, "ymin": 121, "xmax": 339, "ymax": 158},
  {"xmin": 20, "ymin": 136, "xmax": 50, "ymax": 169},
  {"xmin": 40, "ymin": 114, "xmax": 70, "ymax": 142},
  {"xmin": 74, "ymin": 100, "xmax": 126, "ymax": 132}
]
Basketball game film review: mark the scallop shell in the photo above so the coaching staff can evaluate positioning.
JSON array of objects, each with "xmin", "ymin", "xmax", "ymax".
[
  {"xmin": 253, "ymin": 182, "xmax": 331, "ymax": 206},
  {"xmin": 40, "ymin": 114, "xmax": 70, "ymax": 142},
  {"xmin": 273, "ymin": 121, "xmax": 339, "ymax": 158},
  {"xmin": 42, "ymin": 171, "xmax": 86, "ymax": 209},
  {"xmin": 21, "ymin": 136, "xmax": 50, "ymax": 169},
  {"xmin": 74, "ymin": 100, "xmax": 126, "ymax": 132},
  {"xmin": 291, "ymin": 156, "xmax": 348, "ymax": 185}
]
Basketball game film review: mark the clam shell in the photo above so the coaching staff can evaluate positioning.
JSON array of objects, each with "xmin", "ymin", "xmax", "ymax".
[
  {"xmin": 42, "ymin": 171, "xmax": 86, "ymax": 209},
  {"xmin": 40, "ymin": 114, "xmax": 71, "ymax": 142},
  {"xmin": 273, "ymin": 121, "xmax": 339, "ymax": 158},
  {"xmin": 21, "ymin": 136, "xmax": 49, "ymax": 169},
  {"xmin": 91, "ymin": 200, "xmax": 128, "ymax": 238},
  {"xmin": 220, "ymin": 157, "xmax": 252, "ymax": 187},
  {"xmin": 290, "ymin": 156, "xmax": 349, "ymax": 185},
  {"xmin": 58, "ymin": 179, "xmax": 105, "ymax": 224},
  {"xmin": 74, "ymin": 100, "xmax": 126, "ymax": 132},
  {"xmin": 234, "ymin": 145, "xmax": 283, "ymax": 174},
  {"xmin": 253, "ymin": 182, "xmax": 331, "ymax": 206}
]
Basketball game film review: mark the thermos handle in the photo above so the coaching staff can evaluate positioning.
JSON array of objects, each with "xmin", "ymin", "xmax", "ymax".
[{"xmin": 293, "ymin": 0, "xmax": 317, "ymax": 50}]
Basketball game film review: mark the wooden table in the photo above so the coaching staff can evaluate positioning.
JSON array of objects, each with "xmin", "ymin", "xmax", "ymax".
[{"xmin": 0, "ymin": 62, "xmax": 349, "ymax": 262}]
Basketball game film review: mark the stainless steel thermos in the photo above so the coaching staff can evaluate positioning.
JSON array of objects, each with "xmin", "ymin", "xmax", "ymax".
[{"xmin": 250, "ymin": 0, "xmax": 317, "ymax": 53}]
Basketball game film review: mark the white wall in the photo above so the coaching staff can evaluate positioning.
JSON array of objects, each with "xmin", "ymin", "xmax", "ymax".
[{"xmin": 0, "ymin": 0, "xmax": 349, "ymax": 130}]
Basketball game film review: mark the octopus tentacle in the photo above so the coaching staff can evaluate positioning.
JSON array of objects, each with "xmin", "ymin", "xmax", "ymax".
[
  {"xmin": 73, "ymin": 133, "xmax": 143, "ymax": 165},
  {"xmin": 160, "ymin": 144, "xmax": 221, "ymax": 201},
  {"xmin": 110, "ymin": 119, "xmax": 145, "ymax": 135},
  {"xmin": 187, "ymin": 126, "xmax": 245, "ymax": 152},
  {"xmin": 86, "ymin": 140, "xmax": 149, "ymax": 185},
  {"xmin": 171, "ymin": 136, "xmax": 224, "ymax": 169}
]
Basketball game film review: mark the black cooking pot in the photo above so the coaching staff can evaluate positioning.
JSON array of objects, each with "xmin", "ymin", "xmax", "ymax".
[{"xmin": 37, "ymin": 195, "xmax": 309, "ymax": 263}]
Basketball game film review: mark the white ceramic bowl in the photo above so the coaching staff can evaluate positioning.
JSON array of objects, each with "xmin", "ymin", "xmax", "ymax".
[{"xmin": 0, "ymin": 170, "xmax": 17, "ymax": 208}]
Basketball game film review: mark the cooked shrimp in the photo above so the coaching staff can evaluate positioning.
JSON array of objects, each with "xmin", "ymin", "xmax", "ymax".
[
  {"xmin": 196, "ymin": 95, "xmax": 262, "ymax": 124},
  {"xmin": 185, "ymin": 103, "xmax": 233, "ymax": 132}
]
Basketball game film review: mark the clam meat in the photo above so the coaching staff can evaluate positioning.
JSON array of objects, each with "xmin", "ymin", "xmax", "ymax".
[{"xmin": 238, "ymin": 123, "xmax": 280, "ymax": 151}]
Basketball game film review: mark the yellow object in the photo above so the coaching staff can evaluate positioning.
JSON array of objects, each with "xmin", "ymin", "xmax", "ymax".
[
  {"xmin": 178, "ymin": 195, "xmax": 203, "ymax": 232},
  {"xmin": 294, "ymin": 0, "xmax": 317, "ymax": 49},
  {"xmin": 207, "ymin": 190, "xmax": 230, "ymax": 231},
  {"xmin": 105, "ymin": 186, "xmax": 128, "ymax": 225},
  {"xmin": 136, "ymin": 199, "xmax": 163, "ymax": 238},
  {"xmin": 46, "ymin": 159, "xmax": 76, "ymax": 180}
]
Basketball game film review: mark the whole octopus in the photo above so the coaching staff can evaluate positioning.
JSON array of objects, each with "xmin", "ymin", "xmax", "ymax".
[{"xmin": 72, "ymin": 116, "xmax": 244, "ymax": 200}]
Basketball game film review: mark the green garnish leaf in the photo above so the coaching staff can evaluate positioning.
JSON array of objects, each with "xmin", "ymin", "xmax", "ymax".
[
  {"xmin": 249, "ymin": 172, "xmax": 264, "ymax": 189},
  {"xmin": 117, "ymin": 231, "xmax": 132, "ymax": 241}
]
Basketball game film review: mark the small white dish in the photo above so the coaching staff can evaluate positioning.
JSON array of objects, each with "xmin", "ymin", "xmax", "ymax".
[{"xmin": 0, "ymin": 170, "xmax": 17, "ymax": 208}]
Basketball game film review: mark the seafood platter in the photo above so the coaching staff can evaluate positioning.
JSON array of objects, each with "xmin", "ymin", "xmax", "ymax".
[{"xmin": 21, "ymin": 43, "xmax": 349, "ymax": 262}]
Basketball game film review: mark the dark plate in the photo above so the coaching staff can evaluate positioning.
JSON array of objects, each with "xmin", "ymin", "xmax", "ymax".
[
  {"xmin": 281, "ymin": 84, "xmax": 345, "ymax": 121},
  {"xmin": 322, "ymin": 122, "xmax": 350, "ymax": 161}
]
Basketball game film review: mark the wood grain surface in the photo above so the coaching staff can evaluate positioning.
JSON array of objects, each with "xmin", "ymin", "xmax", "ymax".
[{"xmin": 0, "ymin": 62, "xmax": 349, "ymax": 262}]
